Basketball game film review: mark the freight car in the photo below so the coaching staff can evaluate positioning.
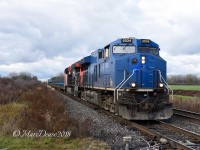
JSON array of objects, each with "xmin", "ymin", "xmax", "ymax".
[{"xmin": 49, "ymin": 38, "xmax": 173, "ymax": 120}]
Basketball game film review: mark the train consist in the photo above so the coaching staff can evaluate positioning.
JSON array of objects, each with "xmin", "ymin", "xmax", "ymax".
[{"xmin": 48, "ymin": 38, "xmax": 173, "ymax": 120}]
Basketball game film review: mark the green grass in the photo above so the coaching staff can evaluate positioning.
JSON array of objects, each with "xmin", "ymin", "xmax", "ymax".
[
  {"xmin": 172, "ymin": 95, "xmax": 194, "ymax": 99},
  {"xmin": 170, "ymin": 85, "xmax": 200, "ymax": 90},
  {"xmin": 171, "ymin": 95, "xmax": 200, "ymax": 100},
  {"xmin": 0, "ymin": 136, "xmax": 76, "ymax": 149},
  {"xmin": 0, "ymin": 136, "xmax": 107, "ymax": 150}
]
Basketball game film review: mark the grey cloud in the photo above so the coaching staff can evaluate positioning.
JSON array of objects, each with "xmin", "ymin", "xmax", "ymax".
[{"xmin": 0, "ymin": 0, "xmax": 200, "ymax": 80}]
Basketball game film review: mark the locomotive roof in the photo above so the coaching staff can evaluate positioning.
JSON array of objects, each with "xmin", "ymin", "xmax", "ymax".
[
  {"xmin": 106, "ymin": 38, "xmax": 159, "ymax": 48},
  {"xmin": 68, "ymin": 37, "xmax": 160, "ymax": 70}
]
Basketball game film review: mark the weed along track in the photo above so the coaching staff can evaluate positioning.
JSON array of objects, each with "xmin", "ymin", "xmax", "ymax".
[
  {"xmin": 170, "ymin": 88, "xmax": 200, "ymax": 114},
  {"xmin": 52, "ymin": 87, "xmax": 200, "ymax": 150}
]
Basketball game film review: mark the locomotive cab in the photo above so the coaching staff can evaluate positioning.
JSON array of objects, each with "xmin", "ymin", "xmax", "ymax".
[
  {"xmin": 103, "ymin": 38, "xmax": 173, "ymax": 120},
  {"xmin": 109, "ymin": 38, "xmax": 166, "ymax": 90}
]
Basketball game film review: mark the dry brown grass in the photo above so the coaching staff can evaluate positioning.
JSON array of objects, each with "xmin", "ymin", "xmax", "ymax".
[
  {"xmin": 0, "ymin": 103, "xmax": 26, "ymax": 135},
  {"xmin": 0, "ymin": 78, "xmax": 91, "ymax": 138},
  {"xmin": 170, "ymin": 96, "xmax": 200, "ymax": 113}
]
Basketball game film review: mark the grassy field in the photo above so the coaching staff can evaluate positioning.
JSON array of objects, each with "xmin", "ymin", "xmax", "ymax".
[
  {"xmin": 0, "ymin": 137, "xmax": 109, "ymax": 150},
  {"xmin": 170, "ymin": 85, "xmax": 200, "ymax": 90},
  {"xmin": 171, "ymin": 95, "xmax": 196, "ymax": 99},
  {"xmin": 169, "ymin": 85, "xmax": 200, "ymax": 112}
]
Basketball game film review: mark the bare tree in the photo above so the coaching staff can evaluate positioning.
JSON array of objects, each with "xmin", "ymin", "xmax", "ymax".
[
  {"xmin": 185, "ymin": 74, "xmax": 198, "ymax": 84},
  {"xmin": 9, "ymin": 72, "xmax": 19, "ymax": 80},
  {"xmin": 9, "ymin": 72, "xmax": 38, "ymax": 81},
  {"xmin": 50, "ymin": 73, "xmax": 64, "ymax": 82}
]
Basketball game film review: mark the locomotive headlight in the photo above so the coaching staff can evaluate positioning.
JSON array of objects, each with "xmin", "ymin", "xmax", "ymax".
[
  {"xmin": 141, "ymin": 60, "xmax": 145, "ymax": 64},
  {"xmin": 159, "ymin": 83, "xmax": 164, "ymax": 88},
  {"xmin": 130, "ymin": 82, "xmax": 136, "ymax": 88},
  {"xmin": 141, "ymin": 56, "xmax": 146, "ymax": 64}
]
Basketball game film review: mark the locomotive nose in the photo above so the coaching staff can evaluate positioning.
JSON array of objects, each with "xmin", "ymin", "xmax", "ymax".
[{"xmin": 129, "ymin": 54, "xmax": 162, "ymax": 89}]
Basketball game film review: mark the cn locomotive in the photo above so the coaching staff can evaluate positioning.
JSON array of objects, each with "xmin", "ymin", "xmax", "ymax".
[{"xmin": 49, "ymin": 38, "xmax": 173, "ymax": 120}]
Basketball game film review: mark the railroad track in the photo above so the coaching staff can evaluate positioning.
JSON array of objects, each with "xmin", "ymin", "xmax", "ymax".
[
  {"xmin": 118, "ymin": 119, "xmax": 200, "ymax": 150},
  {"xmin": 156, "ymin": 121, "xmax": 200, "ymax": 149},
  {"xmin": 173, "ymin": 108, "xmax": 200, "ymax": 122},
  {"xmin": 159, "ymin": 121, "xmax": 200, "ymax": 141},
  {"xmin": 52, "ymin": 87, "xmax": 200, "ymax": 150}
]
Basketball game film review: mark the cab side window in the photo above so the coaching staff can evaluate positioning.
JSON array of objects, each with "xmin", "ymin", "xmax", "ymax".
[
  {"xmin": 104, "ymin": 45, "xmax": 110, "ymax": 58},
  {"xmin": 98, "ymin": 51, "xmax": 103, "ymax": 59}
]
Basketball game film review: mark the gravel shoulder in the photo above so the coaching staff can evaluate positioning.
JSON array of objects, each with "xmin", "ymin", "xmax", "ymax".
[
  {"xmin": 170, "ymin": 115, "xmax": 200, "ymax": 135},
  {"xmin": 61, "ymin": 94, "xmax": 152, "ymax": 150}
]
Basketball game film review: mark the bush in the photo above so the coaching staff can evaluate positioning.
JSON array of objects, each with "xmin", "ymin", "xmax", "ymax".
[
  {"xmin": 0, "ymin": 78, "xmax": 20, "ymax": 104},
  {"xmin": 19, "ymin": 86, "xmax": 68, "ymax": 132},
  {"xmin": 19, "ymin": 86, "xmax": 91, "ymax": 137},
  {"xmin": 0, "ymin": 78, "xmax": 40, "ymax": 104}
]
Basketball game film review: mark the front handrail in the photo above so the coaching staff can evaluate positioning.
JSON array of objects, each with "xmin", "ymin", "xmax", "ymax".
[
  {"xmin": 114, "ymin": 70, "xmax": 126, "ymax": 103},
  {"xmin": 158, "ymin": 70, "xmax": 174, "ymax": 100},
  {"xmin": 116, "ymin": 69, "xmax": 138, "ymax": 101}
]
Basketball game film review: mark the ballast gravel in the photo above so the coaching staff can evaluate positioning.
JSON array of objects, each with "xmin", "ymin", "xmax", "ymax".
[
  {"xmin": 171, "ymin": 116, "xmax": 200, "ymax": 135},
  {"xmin": 61, "ymin": 95, "xmax": 153, "ymax": 150}
]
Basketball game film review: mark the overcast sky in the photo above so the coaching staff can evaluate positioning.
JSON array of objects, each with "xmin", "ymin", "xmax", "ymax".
[{"xmin": 0, "ymin": 0, "xmax": 200, "ymax": 80}]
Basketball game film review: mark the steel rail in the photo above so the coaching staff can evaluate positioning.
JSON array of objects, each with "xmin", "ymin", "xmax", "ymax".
[
  {"xmin": 159, "ymin": 121, "xmax": 200, "ymax": 141},
  {"xmin": 173, "ymin": 108, "xmax": 200, "ymax": 122},
  {"xmin": 118, "ymin": 119, "xmax": 194, "ymax": 150}
]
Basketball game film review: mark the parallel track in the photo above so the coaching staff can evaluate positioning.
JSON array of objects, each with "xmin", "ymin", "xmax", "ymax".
[
  {"xmin": 52, "ymin": 87, "xmax": 200, "ymax": 150},
  {"xmin": 173, "ymin": 108, "xmax": 200, "ymax": 122},
  {"xmin": 159, "ymin": 121, "xmax": 200, "ymax": 141}
]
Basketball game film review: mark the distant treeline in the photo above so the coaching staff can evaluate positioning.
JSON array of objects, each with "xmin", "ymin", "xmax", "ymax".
[
  {"xmin": 168, "ymin": 74, "xmax": 200, "ymax": 85},
  {"xmin": 8, "ymin": 72, "xmax": 38, "ymax": 81},
  {"xmin": 48, "ymin": 73, "xmax": 64, "ymax": 82},
  {"xmin": 49, "ymin": 73, "xmax": 200, "ymax": 85}
]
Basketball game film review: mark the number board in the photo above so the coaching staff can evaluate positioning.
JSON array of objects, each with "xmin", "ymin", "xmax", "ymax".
[
  {"xmin": 121, "ymin": 38, "xmax": 132, "ymax": 43},
  {"xmin": 141, "ymin": 39, "xmax": 150, "ymax": 44}
]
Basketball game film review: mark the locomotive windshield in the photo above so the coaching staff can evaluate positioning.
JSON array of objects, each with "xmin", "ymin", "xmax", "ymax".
[
  {"xmin": 138, "ymin": 47, "xmax": 159, "ymax": 55},
  {"xmin": 113, "ymin": 46, "xmax": 136, "ymax": 54}
]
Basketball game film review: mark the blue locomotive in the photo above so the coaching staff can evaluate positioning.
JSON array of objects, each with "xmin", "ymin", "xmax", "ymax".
[{"xmin": 51, "ymin": 38, "xmax": 173, "ymax": 120}]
